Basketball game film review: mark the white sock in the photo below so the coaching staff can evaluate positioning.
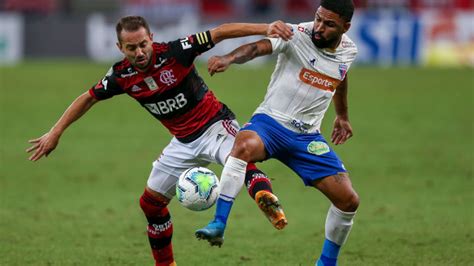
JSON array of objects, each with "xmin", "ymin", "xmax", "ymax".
[
  {"xmin": 325, "ymin": 204, "xmax": 356, "ymax": 246},
  {"xmin": 218, "ymin": 156, "xmax": 247, "ymax": 201}
]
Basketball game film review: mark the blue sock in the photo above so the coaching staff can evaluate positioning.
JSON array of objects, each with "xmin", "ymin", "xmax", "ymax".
[
  {"xmin": 214, "ymin": 198, "xmax": 233, "ymax": 225},
  {"xmin": 322, "ymin": 239, "xmax": 341, "ymax": 258},
  {"xmin": 317, "ymin": 239, "xmax": 340, "ymax": 266},
  {"xmin": 318, "ymin": 255, "xmax": 337, "ymax": 266}
]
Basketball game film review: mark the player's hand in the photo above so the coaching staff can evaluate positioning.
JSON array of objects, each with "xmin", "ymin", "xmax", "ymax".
[
  {"xmin": 208, "ymin": 55, "xmax": 232, "ymax": 76},
  {"xmin": 267, "ymin": 20, "xmax": 293, "ymax": 41},
  {"xmin": 26, "ymin": 132, "xmax": 60, "ymax": 161},
  {"xmin": 331, "ymin": 116, "xmax": 353, "ymax": 145}
]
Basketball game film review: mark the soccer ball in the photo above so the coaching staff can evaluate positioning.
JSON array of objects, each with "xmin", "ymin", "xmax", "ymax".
[{"xmin": 176, "ymin": 167, "xmax": 219, "ymax": 211}]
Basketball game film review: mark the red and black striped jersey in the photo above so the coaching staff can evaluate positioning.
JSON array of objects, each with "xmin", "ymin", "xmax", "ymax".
[{"xmin": 88, "ymin": 31, "xmax": 234, "ymax": 142}]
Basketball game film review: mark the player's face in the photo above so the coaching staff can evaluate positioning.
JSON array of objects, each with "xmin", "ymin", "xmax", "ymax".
[
  {"xmin": 117, "ymin": 27, "xmax": 154, "ymax": 70},
  {"xmin": 312, "ymin": 6, "xmax": 350, "ymax": 49}
]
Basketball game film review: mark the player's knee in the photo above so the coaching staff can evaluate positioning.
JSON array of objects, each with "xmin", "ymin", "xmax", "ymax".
[
  {"xmin": 231, "ymin": 140, "xmax": 256, "ymax": 162},
  {"xmin": 340, "ymin": 191, "xmax": 360, "ymax": 212},
  {"xmin": 139, "ymin": 189, "xmax": 170, "ymax": 217}
]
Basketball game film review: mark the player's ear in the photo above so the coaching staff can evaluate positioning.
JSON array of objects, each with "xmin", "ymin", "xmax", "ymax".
[
  {"xmin": 150, "ymin": 33, "xmax": 154, "ymax": 42},
  {"xmin": 343, "ymin": 22, "xmax": 351, "ymax": 33},
  {"xmin": 116, "ymin": 41, "xmax": 122, "ymax": 51}
]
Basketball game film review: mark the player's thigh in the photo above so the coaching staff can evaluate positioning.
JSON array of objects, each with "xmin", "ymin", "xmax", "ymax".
[
  {"xmin": 237, "ymin": 113, "xmax": 294, "ymax": 162},
  {"xmin": 147, "ymin": 138, "xmax": 209, "ymax": 199},
  {"xmin": 196, "ymin": 119, "xmax": 266, "ymax": 165},
  {"xmin": 206, "ymin": 119, "xmax": 239, "ymax": 165},
  {"xmin": 281, "ymin": 133, "xmax": 346, "ymax": 185}
]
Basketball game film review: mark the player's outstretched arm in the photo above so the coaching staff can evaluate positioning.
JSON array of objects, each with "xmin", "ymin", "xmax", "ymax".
[
  {"xmin": 208, "ymin": 39, "xmax": 273, "ymax": 76},
  {"xmin": 26, "ymin": 92, "xmax": 98, "ymax": 161},
  {"xmin": 209, "ymin": 21, "xmax": 293, "ymax": 45},
  {"xmin": 331, "ymin": 76, "xmax": 353, "ymax": 145}
]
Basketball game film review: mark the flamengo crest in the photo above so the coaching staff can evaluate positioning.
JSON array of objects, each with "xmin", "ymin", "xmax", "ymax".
[{"xmin": 160, "ymin": 69, "xmax": 177, "ymax": 86}]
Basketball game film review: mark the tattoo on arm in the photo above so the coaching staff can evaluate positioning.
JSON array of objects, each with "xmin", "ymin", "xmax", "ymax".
[
  {"xmin": 229, "ymin": 40, "xmax": 272, "ymax": 65},
  {"xmin": 230, "ymin": 43, "xmax": 259, "ymax": 64}
]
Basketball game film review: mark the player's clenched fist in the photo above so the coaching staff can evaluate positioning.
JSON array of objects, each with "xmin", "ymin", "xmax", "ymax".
[
  {"xmin": 208, "ymin": 55, "xmax": 232, "ymax": 76},
  {"xmin": 267, "ymin": 20, "xmax": 293, "ymax": 41}
]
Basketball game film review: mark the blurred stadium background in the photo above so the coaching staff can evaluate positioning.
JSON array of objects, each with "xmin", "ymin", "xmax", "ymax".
[
  {"xmin": 1, "ymin": 0, "xmax": 473, "ymax": 66},
  {"xmin": 1, "ymin": 1, "xmax": 473, "ymax": 265}
]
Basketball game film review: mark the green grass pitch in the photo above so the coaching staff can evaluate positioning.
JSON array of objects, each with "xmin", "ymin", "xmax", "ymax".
[{"xmin": 1, "ymin": 61, "xmax": 473, "ymax": 265}]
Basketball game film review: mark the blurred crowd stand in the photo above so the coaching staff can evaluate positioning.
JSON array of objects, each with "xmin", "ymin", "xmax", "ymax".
[
  {"xmin": 0, "ymin": 0, "xmax": 472, "ymax": 66},
  {"xmin": 2, "ymin": 0, "xmax": 472, "ymax": 17}
]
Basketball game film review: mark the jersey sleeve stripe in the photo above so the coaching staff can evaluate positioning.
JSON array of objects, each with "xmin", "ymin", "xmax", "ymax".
[{"xmin": 197, "ymin": 32, "xmax": 204, "ymax": 44}]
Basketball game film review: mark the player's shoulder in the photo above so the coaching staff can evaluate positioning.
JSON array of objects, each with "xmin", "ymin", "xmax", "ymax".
[
  {"xmin": 336, "ymin": 34, "xmax": 357, "ymax": 62},
  {"xmin": 107, "ymin": 58, "xmax": 137, "ymax": 79},
  {"xmin": 338, "ymin": 34, "xmax": 358, "ymax": 58},
  {"xmin": 292, "ymin": 21, "xmax": 314, "ymax": 37},
  {"xmin": 268, "ymin": 21, "xmax": 312, "ymax": 53},
  {"xmin": 153, "ymin": 42, "xmax": 171, "ymax": 53}
]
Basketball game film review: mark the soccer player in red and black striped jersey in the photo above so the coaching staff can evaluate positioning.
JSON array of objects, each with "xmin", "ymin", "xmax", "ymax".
[{"xmin": 26, "ymin": 16, "xmax": 293, "ymax": 266}]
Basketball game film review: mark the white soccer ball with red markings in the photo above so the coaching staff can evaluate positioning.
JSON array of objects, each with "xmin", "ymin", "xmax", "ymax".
[{"xmin": 176, "ymin": 167, "xmax": 219, "ymax": 211}]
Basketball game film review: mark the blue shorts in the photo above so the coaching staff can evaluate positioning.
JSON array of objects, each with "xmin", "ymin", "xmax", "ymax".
[{"xmin": 241, "ymin": 114, "xmax": 347, "ymax": 186}]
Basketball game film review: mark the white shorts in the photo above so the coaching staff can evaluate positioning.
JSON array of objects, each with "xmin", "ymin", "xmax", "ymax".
[{"xmin": 147, "ymin": 119, "xmax": 239, "ymax": 199}]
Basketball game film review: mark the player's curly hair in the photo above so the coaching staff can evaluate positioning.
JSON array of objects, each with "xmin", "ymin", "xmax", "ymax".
[
  {"xmin": 320, "ymin": 0, "xmax": 355, "ymax": 22},
  {"xmin": 116, "ymin": 16, "xmax": 151, "ymax": 42}
]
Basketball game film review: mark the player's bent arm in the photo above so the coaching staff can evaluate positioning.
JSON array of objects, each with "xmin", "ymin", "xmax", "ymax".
[
  {"xmin": 210, "ymin": 21, "xmax": 292, "ymax": 45},
  {"xmin": 27, "ymin": 92, "xmax": 98, "ymax": 161},
  {"xmin": 50, "ymin": 92, "xmax": 98, "ymax": 136},
  {"xmin": 333, "ymin": 76, "xmax": 349, "ymax": 119},
  {"xmin": 230, "ymin": 39, "xmax": 273, "ymax": 64},
  {"xmin": 208, "ymin": 39, "xmax": 272, "ymax": 76}
]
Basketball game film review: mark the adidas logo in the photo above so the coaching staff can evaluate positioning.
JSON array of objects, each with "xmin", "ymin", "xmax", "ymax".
[{"xmin": 131, "ymin": 85, "xmax": 142, "ymax": 92}]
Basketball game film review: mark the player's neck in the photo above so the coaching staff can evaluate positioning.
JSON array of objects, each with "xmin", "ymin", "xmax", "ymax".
[
  {"xmin": 311, "ymin": 33, "xmax": 342, "ymax": 52},
  {"xmin": 133, "ymin": 51, "xmax": 155, "ymax": 73},
  {"xmin": 134, "ymin": 61, "xmax": 153, "ymax": 73},
  {"xmin": 325, "ymin": 36, "xmax": 342, "ymax": 52}
]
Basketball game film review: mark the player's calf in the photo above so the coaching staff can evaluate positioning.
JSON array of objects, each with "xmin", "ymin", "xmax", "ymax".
[
  {"xmin": 139, "ymin": 189, "xmax": 175, "ymax": 266},
  {"xmin": 312, "ymin": 173, "xmax": 360, "ymax": 266},
  {"xmin": 245, "ymin": 163, "xmax": 273, "ymax": 199}
]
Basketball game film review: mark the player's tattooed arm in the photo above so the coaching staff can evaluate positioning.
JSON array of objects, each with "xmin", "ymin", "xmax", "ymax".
[
  {"xmin": 231, "ymin": 39, "xmax": 273, "ymax": 63},
  {"xmin": 207, "ymin": 39, "xmax": 272, "ymax": 76}
]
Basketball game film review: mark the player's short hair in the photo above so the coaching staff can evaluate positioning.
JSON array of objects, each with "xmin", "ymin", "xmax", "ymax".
[
  {"xmin": 320, "ymin": 0, "xmax": 355, "ymax": 22},
  {"xmin": 116, "ymin": 16, "xmax": 151, "ymax": 42}
]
